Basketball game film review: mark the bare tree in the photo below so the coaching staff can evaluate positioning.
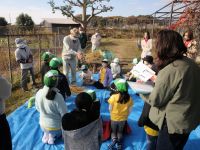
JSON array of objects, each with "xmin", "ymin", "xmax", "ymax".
[{"xmin": 49, "ymin": 0, "xmax": 113, "ymax": 31}]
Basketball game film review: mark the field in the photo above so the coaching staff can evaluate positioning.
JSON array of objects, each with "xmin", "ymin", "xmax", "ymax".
[{"xmin": 4, "ymin": 38, "xmax": 144, "ymax": 114}]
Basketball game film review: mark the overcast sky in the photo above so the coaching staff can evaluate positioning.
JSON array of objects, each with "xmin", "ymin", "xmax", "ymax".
[{"xmin": 0, "ymin": 0, "xmax": 172, "ymax": 24}]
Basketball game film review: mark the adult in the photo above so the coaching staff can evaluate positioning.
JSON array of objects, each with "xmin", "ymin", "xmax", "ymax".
[
  {"xmin": 62, "ymin": 28, "xmax": 82, "ymax": 84},
  {"xmin": 142, "ymin": 30, "xmax": 200, "ymax": 150},
  {"xmin": 15, "ymin": 38, "xmax": 36, "ymax": 91},
  {"xmin": 0, "ymin": 76, "xmax": 12, "ymax": 150},
  {"xmin": 91, "ymin": 29, "xmax": 101, "ymax": 52},
  {"xmin": 183, "ymin": 30, "xmax": 197, "ymax": 60},
  {"xmin": 141, "ymin": 31, "xmax": 152, "ymax": 59},
  {"xmin": 79, "ymin": 26, "xmax": 87, "ymax": 49},
  {"xmin": 62, "ymin": 91, "xmax": 101, "ymax": 150}
]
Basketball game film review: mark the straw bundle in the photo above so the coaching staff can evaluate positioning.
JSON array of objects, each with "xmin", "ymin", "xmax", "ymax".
[
  {"xmin": 84, "ymin": 50, "xmax": 103, "ymax": 63},
  {"xmin": 70, "ymin": 85, "xmax": 85, "ymax": 94}
]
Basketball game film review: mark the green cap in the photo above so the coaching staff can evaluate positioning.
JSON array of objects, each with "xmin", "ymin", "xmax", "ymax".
[
  {"xmin": 44, "ymin": 70, "xmax": 58, "ymax": 87},
  {"xmin": 42, "ymin": 52, "xmax": 51, "ymax": 61},
  {"xmin": 86, "ymin": 90, "xmax": 97, "ymax": 101},
  {"xmin": 114, "ymin": 78, "xmax": 128, "ymax": 92},
  {"xmin": 49, "ymin": 57, "xmax": 61, "ymax": 69}
]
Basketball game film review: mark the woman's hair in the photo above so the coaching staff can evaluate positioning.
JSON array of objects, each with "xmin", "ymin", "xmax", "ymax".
[
  {"xmin": 183, "ymin": 30, "xmax": 193, "ymax": 41},
  {"xmin": 156, "ymin": 29, "xmax": 187, "ymax": 70},
  {"xmin": 46, "ymin": 88, "xmax": 56, "ymax": 100},
  {"xmin": 144, "ymin": 31, "xmax": 150, "ymax": 39},
  {"xmin": 75, "ymin": 92, "xmax": 93, "ymax": 112}
]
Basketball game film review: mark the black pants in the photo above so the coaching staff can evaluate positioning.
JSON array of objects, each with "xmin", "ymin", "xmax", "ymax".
[
  {"xmin": 157, "ymin": 121, "xmax": 189, "ymax": 150},
  {"xmin": 0, "ymin": 114, "xmax": 12, "ymax": 150}
]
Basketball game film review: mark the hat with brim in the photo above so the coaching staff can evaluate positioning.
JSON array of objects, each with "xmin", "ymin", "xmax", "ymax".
[
  {"xmin": 70, "ymin": 28, "xmax": 79, "ymax": 38},
  {"xmin": 86, "ymin": 90, "xmax": 97, "ymax": 101},
  {"xmin": 113, "ymin": 58, "xmax": 120, "ymax": 63},
  {"xmin": 102, "ymin": 59, "xmax": 108, "ymax": 63},
  {"xmin": 44, "ymin": 70, "xmax": 59, "ymax": 87},
  {"xmin": 114, "ymin": 78, "xmax": 128, "ymax": 92},
  {"xmin": 49, "ymin": 57, "xmax": 61, "ymax": 69},
  {"xmin": 15, "ymin": 38, "xmax": 25, "ymax": 48}
]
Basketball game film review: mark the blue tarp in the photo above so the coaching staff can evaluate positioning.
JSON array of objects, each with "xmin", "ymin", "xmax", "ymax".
[{"xmin": 7, "ymin": 73, "xmax": 200, "ymax": 150}]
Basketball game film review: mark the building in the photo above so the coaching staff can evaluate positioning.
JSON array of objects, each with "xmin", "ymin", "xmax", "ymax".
[{"xmin": 41, "ymin": 18, "xmax": 80, "ymax": 33}]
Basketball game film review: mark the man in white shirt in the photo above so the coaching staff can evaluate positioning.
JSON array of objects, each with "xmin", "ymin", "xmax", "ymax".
[
  {"xmin": 91, "ymin": 29, "xmax": 101, "ymax": 52},
  {"xmin": 62, "ymin": 28, "xmax": 82, "ymax": 84}
]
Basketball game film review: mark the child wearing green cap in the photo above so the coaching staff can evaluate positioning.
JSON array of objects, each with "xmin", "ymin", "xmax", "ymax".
[
  {"xmin": 35, "ymin": 70, "xmax": 67, "ymax": 145},
  {"xmin": 108, "ymin": 79, "xmax": 133, "ymax": 150},
  {"xmin": 49, "ymin": 57, "xmax": 71, "ymax": 100},
  {"xmin": 41, "ymin": 52, "xmax": 54, "ymax": 85}
]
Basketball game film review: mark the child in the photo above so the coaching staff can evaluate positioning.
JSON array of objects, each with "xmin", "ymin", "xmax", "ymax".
[
  {"xmin": 35, "ymin": 70, "xmax": 67, "ymax": 144},
  {"xmin": 125, "ymin": 58, "xmax": 138, "ymax": 81},
  {"xmin": 138, "ymin": 55, "xmax": 159, "ymax": 150},
  {"xmin": 108, "ymin": 79, "xmax": 133, "ymax": 150},
  {"xmin": 41, "ymin": 52, "xmax": 54, "ymax": 85},
  {"xmin": 93, "ymin": 59, "xmax": 113, "ymax": 89},
  {"xmin": 110, "ymin": 58, "xmax": 121, "ymax": 79},
  {"xmin": 0, "ymin": 76, "xmax": 12, "ymax": 150},
  {"xmin": 49, "ymin": 57, "xmax": 71, "ymax": 100},
  {"xmin": 62, "ymin": 91, "xmax": 101, "ymax": 150},
  {"xmin": 80, "ymin": 65, "xmax": 94, "ymax": 85}
]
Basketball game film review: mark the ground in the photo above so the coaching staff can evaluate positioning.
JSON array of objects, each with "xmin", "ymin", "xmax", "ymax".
[{"xmin": 5, "ymin": 38, "xmax": 143, "ymax": 115}]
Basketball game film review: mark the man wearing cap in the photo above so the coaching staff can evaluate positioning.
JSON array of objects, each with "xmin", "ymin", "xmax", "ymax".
[
  {"xmin": 15, "ymin": 38, "xmax": 36, "ymax": 91},
  {"xmin": 62, "ymin": 28, "xmax": 82, "ymax": 84},
  {"xmin": 91, "ymin": 29, "xmax": 101, "ymax": 52}
]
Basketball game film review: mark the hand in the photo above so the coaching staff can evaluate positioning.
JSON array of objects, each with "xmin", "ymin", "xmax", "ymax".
[{"xmin": 150, "ymin": 75, "xmax": 157, "ymax": 82}]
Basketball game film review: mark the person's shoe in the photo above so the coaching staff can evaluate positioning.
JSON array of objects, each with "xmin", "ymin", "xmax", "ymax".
[
  {"xmin": 42, "ymin": 132, "xmax": 49, "ymax": 144},
  {"xmin": 48, "ymin": 134, "xmax": 55, "ymax": 145},
  {"xmin": 117, "ymin": 141, "xmax": 122, "ymax": 150},
  {"xmin": 108, "ymin": 138, "xmax": 117, "ymax": 150}
]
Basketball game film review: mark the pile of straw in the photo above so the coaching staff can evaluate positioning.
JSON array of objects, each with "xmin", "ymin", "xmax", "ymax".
[
  {"xmin": 84, "ymin": 50, "xmax": 103, "ymax": 63},
  {"xmin": 70, "ymin": 85, "xmax": 85, "ymax": 94}
]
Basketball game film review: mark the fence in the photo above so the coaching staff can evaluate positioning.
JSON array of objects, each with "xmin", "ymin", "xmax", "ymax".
[{"xmin": 0, "ymin": 25, "xmax": 161, "ymax": 87}]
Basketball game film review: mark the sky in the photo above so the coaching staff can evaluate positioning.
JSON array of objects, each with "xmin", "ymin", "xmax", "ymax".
[{"xmin": 0, "ymin": 0, "xmax": 172, "ymax": 24}]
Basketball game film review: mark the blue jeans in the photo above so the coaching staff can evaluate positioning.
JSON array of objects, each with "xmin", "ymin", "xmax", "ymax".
[{"xmin": 146, "ymin": 134, "xmax": 157, "ymax": 150}]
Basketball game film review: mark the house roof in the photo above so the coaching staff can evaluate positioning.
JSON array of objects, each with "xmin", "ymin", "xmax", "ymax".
[{"xmin": 42, "ymin": 18, "xmax": 80, "ymax": 25}]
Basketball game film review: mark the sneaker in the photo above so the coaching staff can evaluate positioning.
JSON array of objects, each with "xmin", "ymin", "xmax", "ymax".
[
  {"xmin": 108, "ymin": 138, "xmax": 117, "ymax": 150},
  {"xmin": 42, "ymin": 132, "xmax": 49, "ymax": 144},
  {"xmin": 48, "ymin": 134, "xmax": 55, "ymax": 145}
]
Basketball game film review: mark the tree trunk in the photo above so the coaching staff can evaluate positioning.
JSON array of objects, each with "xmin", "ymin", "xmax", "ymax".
[{"xmin": 82, "ymin": 0, "xmax": 87, "ymax": 32}]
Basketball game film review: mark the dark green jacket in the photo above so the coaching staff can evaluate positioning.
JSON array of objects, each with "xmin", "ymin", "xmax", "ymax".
[
  {"xmin": 79, "ymin": 32, "xmax": 87, "ymax": 49},
  {"xmin": 143, "ymin": 57, "xmax": 200, "ymax": 134}
]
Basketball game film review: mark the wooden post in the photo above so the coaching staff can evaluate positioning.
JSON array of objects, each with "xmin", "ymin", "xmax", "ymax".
[
  {"xmin": 7, "ymin": 35, "xmax": 13, "ymax": 84},
  {"xmin": 38, "ymin": 34, "xmax": 41, "ymax": 72}
]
